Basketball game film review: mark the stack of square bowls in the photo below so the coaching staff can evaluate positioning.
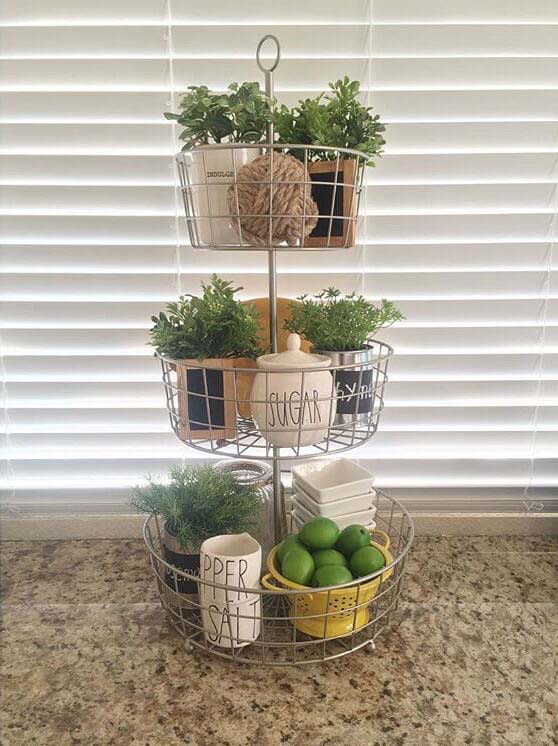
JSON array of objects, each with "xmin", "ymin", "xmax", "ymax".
[{"xmin": 290, "ymin": 458, "xmax": 377, "ymax": 531}]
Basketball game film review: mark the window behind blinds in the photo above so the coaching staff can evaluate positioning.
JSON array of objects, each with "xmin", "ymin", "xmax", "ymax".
[{"xmin": 1, "ymin": 0, "xmax": 557, "ymax": 514}]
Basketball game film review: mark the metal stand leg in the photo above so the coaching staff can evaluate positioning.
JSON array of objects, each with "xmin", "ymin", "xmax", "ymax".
[
  {"xmin": 259, "ymin": 39, "xmax": 286, "ymax": 545},
  {"xmin": 268, "ymin": 250, "xmax": 285, "ymax": 543}
]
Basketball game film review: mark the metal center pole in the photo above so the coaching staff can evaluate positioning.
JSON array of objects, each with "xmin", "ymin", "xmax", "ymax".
[{"xmin": 257, "ymin": 36, "xmax": 285, "ymax": 542}]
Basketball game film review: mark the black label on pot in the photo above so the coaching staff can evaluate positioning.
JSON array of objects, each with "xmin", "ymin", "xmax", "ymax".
[
  {"xmin": 335, "ymin": 369, "xmax": 374, "ymax": 414},
  {"xmin": 309, "ymin": 170, "xmax": 345, "ymax": 238},
  {"xmin": 187, "ymin": 368, "xmax": 226, "ymax": 430},
  {"xmin": 163, "ymin": 545, "xmax": 200, "ymax": 594}
]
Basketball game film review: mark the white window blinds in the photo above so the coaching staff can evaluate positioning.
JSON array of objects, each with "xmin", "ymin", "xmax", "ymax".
[{"xmin": 1, "ymin": 0, "xmax": 557, "ymax": 514}]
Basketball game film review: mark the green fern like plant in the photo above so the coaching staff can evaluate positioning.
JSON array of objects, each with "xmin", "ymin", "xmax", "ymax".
[
  {"xmin": 274, "ymin": 77, "xmax": 386, "ymax": 165},
  {"xmin": 164, "ymin": 82, "xmax": 273, "ymax": 150},
  {"xmin": 131, "ymin": 465, "xmax": 262, "ymax": 551},
  {"xmin": 149, "ymin": 274, "xmax": 262, "ymax": 360},
  {"xmin": 284, "ymin": 287, "xmax": 404, "ymax": 352}
]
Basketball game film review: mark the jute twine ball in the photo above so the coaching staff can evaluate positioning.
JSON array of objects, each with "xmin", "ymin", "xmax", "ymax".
[{"xmin": 227, "ymin": 153, "xmax": 319, "ymax": 247}]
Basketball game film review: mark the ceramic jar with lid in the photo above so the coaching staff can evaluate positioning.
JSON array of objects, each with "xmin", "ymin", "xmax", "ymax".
[{"xmin": 250, "ymin": 333, "xmax": 335, "ymax": 447}]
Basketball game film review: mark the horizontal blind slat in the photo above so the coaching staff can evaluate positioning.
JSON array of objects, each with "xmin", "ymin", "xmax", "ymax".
[
  {"xmin": 2, "ymin": 244, "xmax": 556, "ymax": 273},
  {"xmin": 3, "ymin": 122, "xmax": 558, "ymax": 154},
  {"xmin": 2, "ymin": 270, "xmax": 556, "ymax": 301},
  {"xmin": 4, "ymin": 58, "xmax": 558, "ymax": 90},
  {"xmin": 4, "ymin": 458, "xmax": 558, "ymax": 487},
  {"xmin": 1, "ymin": 213, "xmax": 555, "ymax": 243},
  {"xmin": 3, "ymin": 153, "xmax": 557, "ymax": 185},
  {"xmin": 3, "ymin": 90, "xmax": 558, "ymax": 122},
  {"xmin": 3, "ymin": 299, "xmax": 557, "ymax": 326},
  {"xmin": 5, "ymin": 351, "xmax": 558, "ymax": 384},
  {"xmin": 3, "ymin": 24, "xmax": 557, "ymax": 58},
  {"xmin": 3, "ymin": 183, "xmax": 558, "ymax": 214},
  {"xmin": 7, "ymin": 405, "xmax": 558, "ymax": 434}
]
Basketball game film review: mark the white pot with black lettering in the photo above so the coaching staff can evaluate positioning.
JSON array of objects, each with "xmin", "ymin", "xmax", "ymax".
[
  {"xmin": 187, "ymin": 147, "xmax": 258, "ymax": 247},
  {"xmin": 199, "ymin": 533, "xmax": 262, "ymax": 648},
  {"xmin": 316, "ymin": 345, "xmax": 378, "ymax": 426},
  {"xmin": 250, "ymin": 333, "xmax": 335, "ymax": 448}
]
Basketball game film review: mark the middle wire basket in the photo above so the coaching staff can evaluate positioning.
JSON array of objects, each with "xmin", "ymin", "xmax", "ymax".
[
  {"xmin": 176, "ymin": 143, "xmax": 368, "ymax": 251},
  {"xmin": 158, "ymin": 339, "xmax": 393, "ymax": 460}
]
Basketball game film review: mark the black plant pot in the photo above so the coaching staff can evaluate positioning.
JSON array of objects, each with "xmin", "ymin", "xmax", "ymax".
[{"xmin": 162, "ymin": 522, "xmax": 200, "ymax": 595}]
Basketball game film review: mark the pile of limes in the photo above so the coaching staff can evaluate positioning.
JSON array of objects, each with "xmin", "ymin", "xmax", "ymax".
[{"xmin": 276, "ymin": 517, "xmax": 385, "ymax": 587}]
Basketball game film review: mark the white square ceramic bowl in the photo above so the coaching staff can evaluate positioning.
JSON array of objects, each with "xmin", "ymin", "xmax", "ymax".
[
  {"xmin": 291, "ymin": 499, "xmax": 376, "ymax": 531},
  {"xmin": 293, "ymin": 481, "xmax": 377, "ymax": 518},
  {"xmin": 291, "ymin": 458, "xmax": 374, "ymax": 503}
]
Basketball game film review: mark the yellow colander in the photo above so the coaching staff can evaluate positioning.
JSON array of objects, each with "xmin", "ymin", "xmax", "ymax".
[{"xmin": 261, "ymin": 529, "xmax": 393, "ymax": 639}]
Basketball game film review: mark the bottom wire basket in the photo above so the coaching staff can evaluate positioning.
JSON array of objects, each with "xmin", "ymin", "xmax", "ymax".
[{"xmin": 143, "ymin": 491, "xmax": 414, "ymax": 666}]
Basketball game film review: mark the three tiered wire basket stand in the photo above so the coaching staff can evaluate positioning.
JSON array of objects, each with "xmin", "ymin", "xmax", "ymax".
[{"xmin": 144, "ymin": 36, "xmax": 414, "ymax": 665}]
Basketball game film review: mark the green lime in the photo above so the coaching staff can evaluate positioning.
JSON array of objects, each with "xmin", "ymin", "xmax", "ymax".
[
  {"xmin": 299, "ymin": 517, "xmax": 339, "ymax": 550},
  {"xmin": 336, "ymin": 524, "xmax": 370, "ymax": 558},
  {"xmin": 349, "ymin": 545, "xmax": 385, "ymax": 578},
  {"xmin": 312, "ymin": 548, "xmax": 348, "ymax": 570},
  {"xmin": 276, "ymin": 534, "xmax": 304, "ymax": 565},
  {"xmin": 281, "ymin": 547, "xmax": 315, "ymax": 586},
  {"xmin": 311, "ymin": 565, "xmax": 354, "ymax": 588}
]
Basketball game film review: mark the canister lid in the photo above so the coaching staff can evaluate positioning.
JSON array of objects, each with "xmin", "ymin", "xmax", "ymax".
[{"xmin": 256, "ymin": 333, "xmax": 331, "ymax": 370}]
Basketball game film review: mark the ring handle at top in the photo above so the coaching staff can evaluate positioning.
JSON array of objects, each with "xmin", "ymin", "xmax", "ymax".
[{"xmin": 256, "ymin": 35, "xmax": 281, "ymax": 73}]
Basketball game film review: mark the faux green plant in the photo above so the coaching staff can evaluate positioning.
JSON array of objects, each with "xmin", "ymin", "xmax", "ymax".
[
  {"xmin": 131, "ymin": 465, "xmax": 262, "ymax": 550},
  {"xmin": 164, "ymin": 82, "xmax": 273, "ymax": 149},
  {"xmin": 150, "ymin": 274, "xmax": 262, "ymax": 360},
  {"xmin": 274, "ymin": 77, "xmax": 386, "ymax": 165},
  {"xmin": 284, "ymin": 287, "xmax": 403, "ymax": 352}
]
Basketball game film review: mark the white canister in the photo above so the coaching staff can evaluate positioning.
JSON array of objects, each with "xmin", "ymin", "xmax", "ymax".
[
  {"xmin": 199, "ymin": 532, "xmax": 261, "ymax": 606},
  {"xmin": 199, "ymin": 532, "xmax": 262, "ymax": 648},
  {"xmin": 187, "ymin": 147, "xmax": 257, "ymax": 246},
  {"xmin": 250, "ymin": 333, "xmax": 335, "ymax": 448},
  {"xmin": 200, "ymin": 594, "xmax": 261, "ymax": 649}
]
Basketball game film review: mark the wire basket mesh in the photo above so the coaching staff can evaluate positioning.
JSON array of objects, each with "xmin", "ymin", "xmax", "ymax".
[
  {"xmin": 143, "ymin": 490, "xmax": 413, "ymax": 666},
  {"xmin": 158, "ymin": 340, "xmax": 392, "ymax": 460},
  {"xmin": 176, "ymin": 143, "xmax": 368, "ymax": 251}
]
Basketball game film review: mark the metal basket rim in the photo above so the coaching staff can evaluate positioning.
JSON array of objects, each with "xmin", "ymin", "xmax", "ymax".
[
  {"xmin": 176, "ymin": 142, "xmax": 371, "ymax": 162},
  {"xmin": 155, "ymin": 339, "xmax": 394, "ymax": 373},
  {"xmin": 142, "ymin": 491, "xmax": 414, "ymax": 596}
]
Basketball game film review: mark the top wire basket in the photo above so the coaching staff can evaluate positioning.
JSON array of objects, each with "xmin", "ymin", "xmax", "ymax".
[{"xmin": 176, "ymin": 143, "xmax": 368, "ymax": 251}]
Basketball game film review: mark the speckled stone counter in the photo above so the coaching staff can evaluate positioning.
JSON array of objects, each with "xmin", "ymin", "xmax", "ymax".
[{"xmin": 1, "ymin": 536, "xmax": 557, "ymax": 746}]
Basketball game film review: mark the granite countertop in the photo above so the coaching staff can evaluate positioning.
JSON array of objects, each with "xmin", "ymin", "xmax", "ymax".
[{"xmin": 1, "ymin": 535, "xmax": 557, "ymax": 746}]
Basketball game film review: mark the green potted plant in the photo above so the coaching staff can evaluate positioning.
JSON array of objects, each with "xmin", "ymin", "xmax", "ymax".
[
  {"xmin": 284, "ymin": 288, "xmax": 403, "ymax": 425},
  {"xmin": 274, "ymin": 77, "xmax": 386, "ymax": 248},
  {"xmin": 150, "ymin": 274, "xmax": 262, "ymax": 438},
  {"xmin": 132, "ymin": 464, "xmax": 263, "ymax": 594},
  {"xmin": 165, "ymin": 82, "xmax": 273, "ymax": 245}
]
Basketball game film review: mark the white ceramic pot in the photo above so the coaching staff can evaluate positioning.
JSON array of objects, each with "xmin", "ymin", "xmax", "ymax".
[
  {"xmin": 200, "ymin": 594, "xmax": 261, "ymax": 649},
  {"xmin": 199, "ymin": 532, "xmax": 262, "ymax": 649},
  {"xmin": 187, "ymin": 147, "xmax": 258, "ymax": 247},
  {"xmin": 250, "ymin": 333, "xmax": 335, "ymax": 448},
  {"xmin": 199, "ymin": 532, "xmax": 261, "ymax": 606}
]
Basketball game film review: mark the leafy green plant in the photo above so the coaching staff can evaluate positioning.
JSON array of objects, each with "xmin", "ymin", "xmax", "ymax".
[
  {"xmin": 284, "ymin": 287, "xmax": 403, "ymax": 351},
  {"xmin": 149, "ymin": 274, "xmax": 262, "ymax": 360},
  {"xmin": 274, "ymin": 77, "xmax": 386, "ymax": 165},
  {"xmin": 164, "ymin": 82, "xmax": 273, "ymax": 150},
  {"xmin": 131, "ymin": 465, "xmax": 262, "ymax": 550}
]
